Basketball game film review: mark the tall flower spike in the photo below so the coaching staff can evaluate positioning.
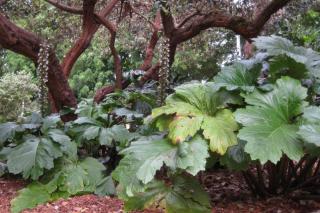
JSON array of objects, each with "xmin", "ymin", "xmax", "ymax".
[
  {"xmin": 157, "ymin": 37, "xmax": 170, "ymax": 106},
  {"xmin": 36, "ymin": 41, "xmax": 50, "ymax": 116}
]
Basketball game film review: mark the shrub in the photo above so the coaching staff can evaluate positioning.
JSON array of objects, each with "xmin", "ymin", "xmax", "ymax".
[{"xmin": 0, "ymin": 72, "xmax": 38, "ymax": 121}]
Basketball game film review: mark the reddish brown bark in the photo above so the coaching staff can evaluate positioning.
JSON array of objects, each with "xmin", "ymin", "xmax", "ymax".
[
  {"xmin": 165, "ymin": 0, "xmax": 292, "ymax": 44},
  {"xmin": 95, "ymin": 14, "xmax": 122, "ymax": 90},
  {"xmin": 140, "ymin": 12, "xmax": 161, "ymax": 71},
  {"xmin": 48, "ymin": 0, "xmax": 120, "ymax": 77},
  {"xmin": 61, "ymin": 0, "xmax": 99, "ymax": 77},
  {"xmin": 0, "ymin": 13, "xmax": 77, "ymax": 119}
]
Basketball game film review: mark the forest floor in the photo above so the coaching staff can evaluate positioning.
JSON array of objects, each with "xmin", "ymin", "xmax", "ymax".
[{"xmin": 0, "ymin": 170, "xmax": 319, "ymax": 213}]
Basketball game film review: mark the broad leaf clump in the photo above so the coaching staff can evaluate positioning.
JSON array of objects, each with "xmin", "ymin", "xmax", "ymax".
[
  {"xmin": 151, "ymin": 83, "xmax": 240, "ymax": 155},
  {"xmin": 113, "ymin": 135, "xmax": 211, "ymax": 213},
  {"xmin": 0, "ymin": 112, "xmax": 116, "ymax": 213}
]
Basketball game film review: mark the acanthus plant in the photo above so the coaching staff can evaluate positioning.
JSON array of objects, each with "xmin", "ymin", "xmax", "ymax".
[
  {"xmin": 113, "ymin": 36, "xmax": 320, "ymax": 212},
  {"xmin": 66, "ymin": 90, "xmax": 155, "ymax": 170},
  {"xmin": 0, "ymin": 113, "xmax": 111, "ymax": 213},
  {"xmin": 0, "ymin": 89, "xmax": 155, "ymax": 213}
]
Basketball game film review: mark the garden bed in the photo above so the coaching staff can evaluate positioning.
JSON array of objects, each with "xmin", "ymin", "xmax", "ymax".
[{"xmin": 1, "ymin": 170, "xmax": 319, "ymax": 213}]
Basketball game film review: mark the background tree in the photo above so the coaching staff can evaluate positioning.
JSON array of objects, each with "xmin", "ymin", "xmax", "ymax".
[{"xmin": 0, "ymin": 0, "xmax": 301, "ymax": 118}]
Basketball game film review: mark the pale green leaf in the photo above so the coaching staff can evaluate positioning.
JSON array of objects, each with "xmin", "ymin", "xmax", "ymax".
[
  {"xmin": 298, "ymin": 125, "xmax": 320, "ymax": 146},
  {"xmin": 168, "ymin": 116, "xmax": 203, "ymax": 144},
  {"xmin": 48, "ymin": 129, "xmax": 71, "ymax": 144},
  {"xmin": 201, "ymin": 110, "xmax": 238, "ymax": 155},
  {"xmin": 235, "ymin": 77, "xmax": 307, "ymax": 164},
  {"xmin": 83, "ymin": 126, "xmax": 100, "ymax": 140}
]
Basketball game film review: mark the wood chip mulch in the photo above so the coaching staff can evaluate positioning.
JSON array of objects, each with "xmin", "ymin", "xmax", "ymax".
[{"xmin": 1, "ymin": 170, "xmax": 320, "ymax": 213}]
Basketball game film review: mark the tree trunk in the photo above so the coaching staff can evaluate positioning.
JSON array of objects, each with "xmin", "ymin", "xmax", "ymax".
[{"xmin": 0, "ymin": 13, "xmax": 77, "ymax": 120}]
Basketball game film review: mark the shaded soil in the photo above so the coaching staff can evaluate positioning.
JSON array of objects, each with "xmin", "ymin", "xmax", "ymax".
[
  {"xmin": 201, "ymin": 170, "xmax": 320, "ymax": 213},
  {"xmin": 1, "ymin": 170, "xmax": 319, "ymax": 213}
]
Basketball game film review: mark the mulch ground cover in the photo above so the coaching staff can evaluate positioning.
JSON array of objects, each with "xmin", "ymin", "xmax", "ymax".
[{"xmin": 1, "ymin": 170, "xmax": 319, "ymax": 213}]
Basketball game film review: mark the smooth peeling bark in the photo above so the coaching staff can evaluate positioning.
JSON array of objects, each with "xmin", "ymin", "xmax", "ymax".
[
  {"xmin": 0, "ymin": 13, "xmax": 77, "ymax": 120},
  {"xmin": 52, "ymin": 0, "xmax": 120, "ymax": 77}
]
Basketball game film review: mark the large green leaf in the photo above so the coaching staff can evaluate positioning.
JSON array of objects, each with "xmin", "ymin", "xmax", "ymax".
[
  {"xmin": 213, "ymin": 62, "xmax": 261, "ymax": 92},
  {"xmin": 112, "ymin": 155, "xmax": 146, "ymax": 197},
  {"xmin": 201, "ymin": 111, "xmax": 238, "ymax": 154},
  {"xmin": 11, "ymin": 157, "xmax": 107, "ymax": 213},
  {"xmin": 235, "ymin": 77, "xmax": 307, "ymax": 164},
  {"xmin": 0, "ymin": 122, "xmax": 39, "ymax": 146},
  {"xmin": 0, "ymin": 123, "xmax": 18, "ymax": 146},
  {"xmin": 269, "ymin": 55, "xmax": 309, "ymax": 81},
  {"xmin": 123, "ymin": 181, "xmax": 168, "ymax": 211},
  {"xmin": 113, "ymin": 135, "xmax": 209, "ymax": 195},
  {"xmin": 123, "ymin": 175, "xmax": 211, "ymax": 213},
  {"xmin": 151, "ymin": 83, "xmax": 239, "ymax": 155},
  {"xmin": 253, "ymin": 35, "xmax": 320, "ymax": 78},
  {"xmin": 299, "ymin": 125, "xmax": 320, "ymax": 146},
  {"xmin": 0, "ymin": 162, "xmax": 6, "ymax": 177},
  {"xmin": 7, "ymin": 136, "xmax": 63, "ymax": 180},
  {"xmin": 95, "ymin": 176, "xmax": 116, "ymax": 196},
  {"xmin": 80, "ymin": 157, "xmax": 105, "ymax": 191},
  {"xmin": 47, "ymin": 129, "xmax": 71, "ymax": 144},
  {"xmin": 41, "ymin": 114, "xmax": 61, "ymax": 132},
  {"xmin": 11, "ymin": 182, "xmax": 54, "ymax": 213},
  {"xmin": 168, "ymin": 116, "xmax": 203, "ymax": 144},
  {"xmin": 298, "ymin": 106, "xmax": 320, "ymax": 147},
  {"xmin": 83, "ymin": 126, "xmax": 100, "ymax": 140}
]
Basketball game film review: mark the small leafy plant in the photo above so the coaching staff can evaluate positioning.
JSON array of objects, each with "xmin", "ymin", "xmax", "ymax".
[{"xmin": 0, "ymin": 113, "xmax": 111, "ymax": 213}]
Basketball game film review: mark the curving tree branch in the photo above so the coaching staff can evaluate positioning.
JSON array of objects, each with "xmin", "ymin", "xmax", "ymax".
[
  {"xmin": 95, "ymin": 14, "xmax": 122, "ymax": 89},
  {"xmin": 61, "ymin": 0, "xmax": 98, "ymax": 77},
  {"xmin": 171, "ymin": 0, "xmax": 292, "ymax": 44},
  {"xmin": 48, "ymin": 0, "xmax": 120, "ymax": 77}
]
